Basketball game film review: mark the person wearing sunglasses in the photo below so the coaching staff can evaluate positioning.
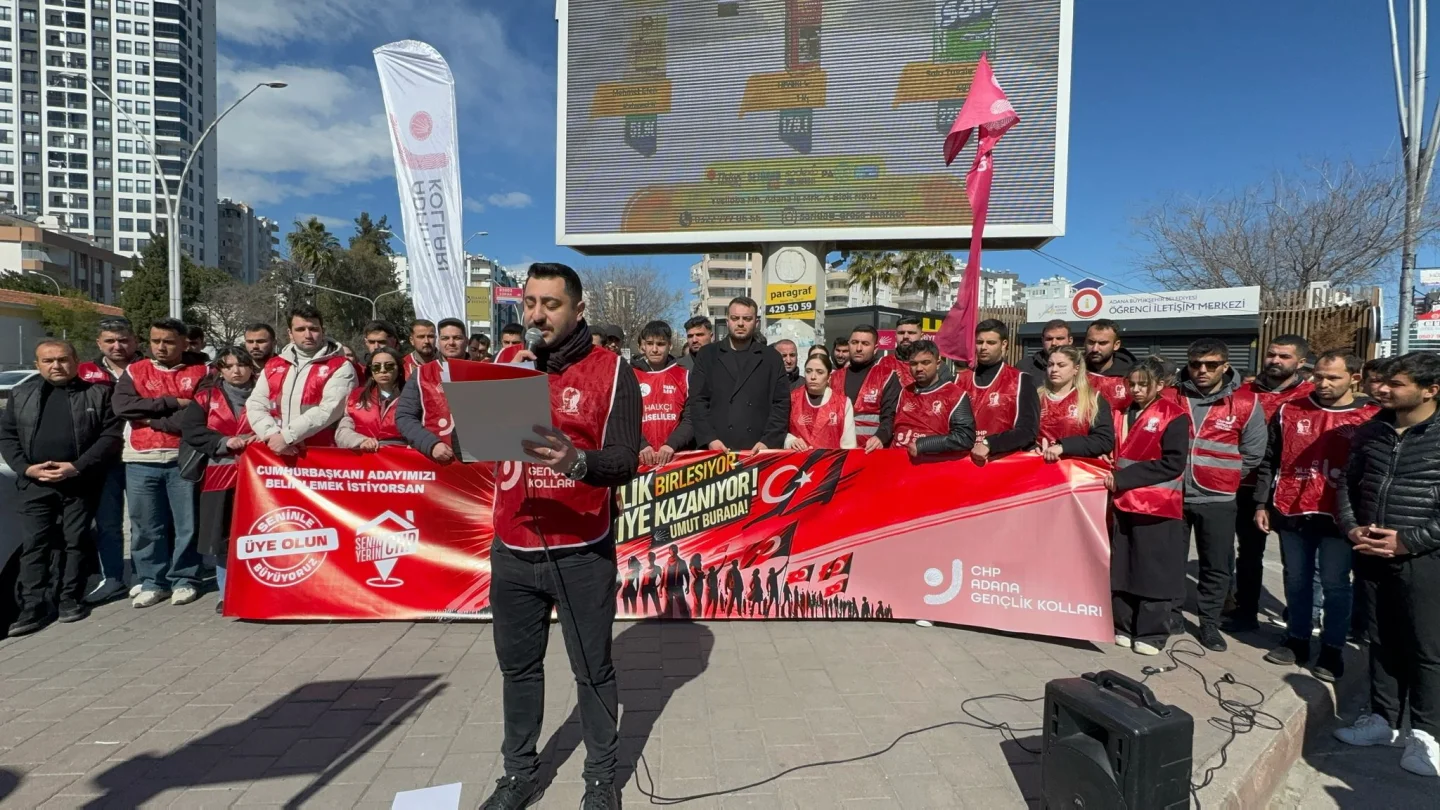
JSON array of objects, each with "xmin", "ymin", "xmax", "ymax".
[
  {"xmin": 335, "ymin": 347, "xmax": 407, "ymax": 452},
  {"xmin": 1175, "ymin": 338, "xmax": 1268, "ymax": 652}
]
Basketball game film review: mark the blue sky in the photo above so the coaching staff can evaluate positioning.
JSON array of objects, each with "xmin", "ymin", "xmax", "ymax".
[{"xmin": 215, "ymin": 1, "xmax": 1437, "ymax": 308}]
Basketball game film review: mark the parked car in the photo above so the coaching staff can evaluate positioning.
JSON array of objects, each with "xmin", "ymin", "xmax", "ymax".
[{"xmin": 0, "ymin": 370, "xmax": 38, "ymax": 411}]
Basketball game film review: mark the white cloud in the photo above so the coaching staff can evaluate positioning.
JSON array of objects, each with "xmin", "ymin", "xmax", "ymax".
[
  {"xmin": 464, "ymin": 197, "xmax": 487, "ymax": 213},
  {"xmin": 216, "ymin": 0, "xmax": 372, "ymax": 47},
  {"xmin": 294, "ymin": 213, "xmax": 353, "ymax": 231},
  {"xmin": 487, "ymin": 192, "xmax": 533, "ymax": 209}
]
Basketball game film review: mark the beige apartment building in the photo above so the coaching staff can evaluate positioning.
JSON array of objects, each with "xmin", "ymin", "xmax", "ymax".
[
  {"xmin": 0, "ymin": 214, "xmax": 126, "ymax": 304},
  {"xmin": 689, "ymin": 252, "xmax": 763, "ymax": 324}
]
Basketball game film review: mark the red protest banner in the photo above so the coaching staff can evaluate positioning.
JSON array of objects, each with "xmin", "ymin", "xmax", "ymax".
[{"xmin": 227, "ymin": 446, "xmax": 1114, "ymax": 643}]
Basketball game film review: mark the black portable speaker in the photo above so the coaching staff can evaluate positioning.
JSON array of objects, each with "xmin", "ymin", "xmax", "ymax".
[{"xmin": 1041, "ymin": 670, "xmax": 1193, "ymax": 810}]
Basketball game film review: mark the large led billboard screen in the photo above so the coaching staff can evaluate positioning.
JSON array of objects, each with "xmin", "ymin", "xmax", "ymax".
[{"xmin": 557, "ymin": 0, "xmax": 1071, "ymax": 254}]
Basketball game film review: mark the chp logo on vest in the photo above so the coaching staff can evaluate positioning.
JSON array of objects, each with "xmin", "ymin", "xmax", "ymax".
[
  {"xmin": 560, "ymin": 387, "xmax": 583, "ymax": 415},
  {"xmin": 179, "ymin": 376, "xmax": 195, "ymax": 391},
  {"xmin": 988, "ymin": 392, "xmax": 1001, "ymax": 406},
  {"xmin": 1143, "ymin": 416, "xmax": 1162, "ymax": 432},
  {"xmin": 236, "ymin": 508, "xmax": 340, "ymax": 587},
  {"xmin": 932, "ymin": 400, "xmax": 946, "ymax": 415},
  {"xmin": 355, "ymin": 510, "xmax": 421, "ymax": 588},
  {"xmin": 639, "ymin": 382, "xmax": 652, "ymax": 397},
  {"xmin": 1296, "ymin": 418, "xmax": 1313, "ymax": 436},
  {"xmin": 1214, "ymin": 415, "xmax": 1238, "ymax": 431}
]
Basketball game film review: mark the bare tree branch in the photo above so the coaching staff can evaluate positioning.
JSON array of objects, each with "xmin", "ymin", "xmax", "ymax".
[{"xmin": 577, "ymin": 263, "xmax": 686, "ymax": 345}]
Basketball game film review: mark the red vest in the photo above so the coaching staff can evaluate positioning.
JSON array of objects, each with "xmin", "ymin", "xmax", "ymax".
[
  {"xmin": 958, "ymin": 363, "xmax": 1023, "ymax": 438},
  {"xmin": 1271, "ymin": 397, "xmax": 1379, "ymax": 519},
  {"xmin": 262, "ymin": 353, "xmax": 351, "ymax": 448},
  {"xmin": 402, "ymin": 352, "xmax": 430, "ymax": 378},
  {"xmin": 893, "ymin": 382, "xmax": 966, "ymax": 449},
  {"xmin": 636, "ymin": 364, "xmax": 688, "ymax": 449},
  {"xmin": 1088, "ymin": 371, "xmax": 1133, "ymax": 415},
  {"xmin": 1243, "ymin": 378, "xmax": 1315, "ymax": 421},
  {"xmin": 124, "ymin": 359, "xmax": 208, "ymax": 452},
  {"xmin": 193, "ymin": 387, "xmax": 255, "ymax": 492},
  {"xmin": 417, "ymin": 361, "xmax": 456, "ymax": 446},
  {"xmin": 1039, "ymin": 389, "xmax": 1093, "ymax": 444},
  {"xmin": 78, "ymin": 360, "xmax": 119, "ymax": 385},
  {"xmin": 833, "ymin": 355, "xmax": 903, "ymax": 434},
  {"xmin": 345, "ymin": 387, "xmax": 404, "ymax": 443},
  {"xmin": 788, "ymin": 387, "xmax": 848, "ymax": 449},
  {"xmin": 493, "ymin": 346, "xmax": 622, "ymax": 551},
  {"xmin": 1180, "ymin": 387, "xmax": 1259, "ymax": 496},
  {"xmin": 1114, "ymin": 397, "xmax": 1188, "ymax": 519}
]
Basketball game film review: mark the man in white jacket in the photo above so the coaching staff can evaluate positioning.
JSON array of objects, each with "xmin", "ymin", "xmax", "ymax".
[{"xmin": 245, "ymin": 305, "xmax": 356, "ymax": 454}]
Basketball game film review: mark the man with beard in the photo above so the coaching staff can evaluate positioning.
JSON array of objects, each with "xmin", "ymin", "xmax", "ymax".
[
  {"xmin": 677, "ymin": 316, "xmax": 713, "ymax": 371},
  {"xmin": 395, "ymin": 318, "xmax": 470, "ymax": 464},
  {"xmin": 1176, "ymin": 339, "xmax": 1268, "ymax": 652},
  {"xmin": 888, "ymin": 340, "xmax": 975, "ymax": 457},
  {"xmin": 1228, "ymin": 335, "xmax": 1315, "ymax": 632},
  {"xmin": 833, "ymin": 325, "xmax": 904, "ymax": 452},
  {"xmin": 1085, "ymin": 319, "xmax": 1138, "ymax": 415},
  {"xmin": 242, "ymin": 323, "xmax": 277, "ymax": 366},
  {"xmin": 895, "ymin": 316, "xmax": 943, "ymax": 382},
  {"xmin": 775, "ymin": 339, "xmax": 803, "ymax": 390},
  {"xmin": 77, "ymin": 318, "xmax": 142, "ymax": 603},
  {"xmin": 632, "ymin": 320, "xmax": 691, "ymax": 465},
  {"xmin": 957, "ymin": 320, "xmax": 1039, "ymax": 464},
  {"xmin": 689, "ymin": 297, "xmax": 790, "ymax": 452},
  {"xmin": 403, "ymin": 319, "xmax": 438, "ymax": 377},
  {"xmin": 832, "ymin": 336, "xmax": 851, "ymax": 370},
  {"xmin": 363, "ymin": 320, "xmax": 401, "ymax": 355},
  {"xmin": 1028, "ymin": 319, "xmax": 1072, "ymax": 388}
]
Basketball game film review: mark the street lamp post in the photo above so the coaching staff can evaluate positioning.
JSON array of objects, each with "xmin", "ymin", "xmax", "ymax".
[
  {"xmin": 294, "ymin": 279, "xmax": 402, "ymax": 321},
  {"xmin": 25, "ymin": 271, "xmax": 61, "ymax": 295},
  {"xmin": 56, "ymin": 72, "xmax": 285, "ymax": 320}
]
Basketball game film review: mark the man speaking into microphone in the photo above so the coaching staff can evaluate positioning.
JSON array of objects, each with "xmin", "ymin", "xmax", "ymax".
[{"xmin": 481, "ymin": 263, "xmax": 641, "ymax": 810}]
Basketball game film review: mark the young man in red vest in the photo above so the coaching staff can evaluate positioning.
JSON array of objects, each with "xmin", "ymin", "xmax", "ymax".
[
  {"xmin": 632, "ymin": 320, "xmax": 691, "ymax": 466},
  {"xmin": 1254, "ymin": 351, "xmax": 1376, "ymax": 681},
  {"xmin": 1176, "ymin": 338, "xmax": 1268, "ymax": 651},
  {"xmin": 889, "ymin": 340, "xmax": 975, "ymax": 457},
  {"xmin": 833, "ymin": 325, "xmax": 904, "ymax": 452},
  {"xmin": 402, "ymin": 319, "xmax": 438, "ymax": 377},
  {"xmin": 395, "ymin": 318, "xmax": 470, "ymax": 464},
  {"xmin": 957, "ymin": 319, "xmax": 1039, "ymax": 464},
  {"xmin": 480, "ymin": 263, "xmax": 641, "ymax": 810},
  {"xmin": 1229, "ymin": 334, "xmax": 1316, "ymax": 632},
  {"xmin": 1085, "ymin": 319, "xmax": 1137, "ymax": 415},
  {"xmin": 78, "ymin": 317, "xmax": 142, "ymax": 604},
  {"xmin": 491, "ymin": 323, "xmax": 526, "ymax": 364},
  {"xmin": 112, "ymin": 318, "xmax": 209, "ymax": 608},
  {"xmin": 244, "ymin": 305, "xmax": 356, "ymax": 456}
]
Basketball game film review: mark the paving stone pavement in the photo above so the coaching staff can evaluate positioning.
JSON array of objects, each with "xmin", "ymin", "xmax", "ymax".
[{"xmin": 0, "ymin": 548, "xmax": 1337, "ymax": 810}]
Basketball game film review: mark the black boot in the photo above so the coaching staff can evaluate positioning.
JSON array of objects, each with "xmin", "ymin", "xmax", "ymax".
[{"xmin": 479, "ymin": 775, "xmax": 541, "ymax": 810}]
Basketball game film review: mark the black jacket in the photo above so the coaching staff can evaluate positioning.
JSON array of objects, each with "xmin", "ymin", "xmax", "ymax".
[
  {"xmin": 688, "ymin": 336, "xmax": 791, "ymax": 450},
  {"xmin": 1337, "ymin": 408, "xmax": 1440, "ymax": 556},
  {"xmin": 0, "ymin": 375, "xmax": 122, "ymax": 491},
  {"xmin": 1026, "ymin": 349, "xmax": 1051, "ymax": 388}
]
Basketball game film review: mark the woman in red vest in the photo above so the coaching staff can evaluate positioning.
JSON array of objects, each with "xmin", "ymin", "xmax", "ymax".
[
  {"xmin": 179, "ymin": 347, "xmax": 258, "ymax": 615},
  {"xmin": 786, "ymin": 353, "xmax": 857, "ymax": 450},
  {"xmin": 336, "ymin": 347, "xmax": 407, "ymax": 452},
  {"xmin": 1037, "ymin": 346, "xmax": 1114, "ymax": 462},
  {"xmin": 1106, "ymin": 356, "xmax": 1192, "ymax": 655}
]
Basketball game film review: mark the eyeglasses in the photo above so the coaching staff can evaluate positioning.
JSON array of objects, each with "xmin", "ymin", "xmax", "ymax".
[
  {"xmin": 370, "ymin": 362, "xmax": 397, "ymax": 372},
  {"xmin": 1188, "ymin": 360, "xmax": 1225, "ymax": 371}
]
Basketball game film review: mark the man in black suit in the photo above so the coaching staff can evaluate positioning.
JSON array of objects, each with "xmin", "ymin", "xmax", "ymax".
[{"xmin": 687, "ymin": 297, "xmax": 790, "ymax": 452}]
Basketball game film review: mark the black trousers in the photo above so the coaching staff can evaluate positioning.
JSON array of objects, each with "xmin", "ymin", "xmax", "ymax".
[
  {"xmin": 1184, "ymin": 500, "xmax": 1238, "ymax": 626},
  {"xmin": 16, "ymin": 486, "xmax": 99, "ymax": 616},
  {"xmin": 1359, "ymin": 551, "xmax": 1440, "ymax": 737},
  {"xmin": 489, "ymin": 540, "xmax": 619, "ymax": 783},
  {"xmin": 1232, "ymin": 487, "xmax": 1268, "ymax": 618},
  {"xmin": 1113, "ymin": 592, "xmax": 1171, "ymax": 646}
]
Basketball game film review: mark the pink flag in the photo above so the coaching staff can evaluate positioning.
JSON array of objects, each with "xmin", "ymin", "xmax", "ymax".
[{"xmin": 935, "ymin": 54, "xmax": 1019, "ymax": 365}]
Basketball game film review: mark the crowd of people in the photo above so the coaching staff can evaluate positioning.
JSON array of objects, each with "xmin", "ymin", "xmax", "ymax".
[{"xmin": 1, "ymin": 269, "xmax": 1439, "ymax": 801}]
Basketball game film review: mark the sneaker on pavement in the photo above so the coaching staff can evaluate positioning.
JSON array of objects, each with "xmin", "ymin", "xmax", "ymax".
[
  {"xmin": 479, "ymin": 775, "xmax": 541, "ymax": 810},
  {"xmin": 129, "ymin": 583, "xmax": 144, "ymax": 598},
  {"xmin": 132, "ymin": 590, "xmax": 169, "ymax": 609},
  {"xmin": 1198, "ymin": 623, "xmax": 1228, "ymax": 652},
  {"xmin": 1264, "ymin": 637, "xmax": 1309, "ymax": 667},
  {"xmin": 85, "ymin": 578, "xmax": 127, "ymax": 604},
  {"xmin": 1114, "ymin": 633, "xmax": 1132, "ymax": 648},
  {"xmin": 1313, "ymin": 646, "xmax": 1345, "ymax": 683},
  {"xmin": 1402, "ymin": 730, "xmax": 1440, "ymax": 777},
  {"xmin": 581, "ymin": 780, "xmax": 619, "ymax": 810},
  {"xmin": 57, "ymin": 602, "xmax": 89, "ymax": 623},
  {"xmin": 1133, "ymin": 641, "xmax": 1161, "ymax": 656},
  {"xmin": 171, "ymin": 586, "xmax": 200, "ymax": 606},
  {"xmin": 7, "ymin": 613, "xmax": 45, "ymax": 637},
  {"xmin": 1334, "ymin": 713, "xmax": 1403, "ymax": 747}
]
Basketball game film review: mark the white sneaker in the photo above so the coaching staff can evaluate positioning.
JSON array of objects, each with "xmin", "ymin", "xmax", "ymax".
[
  {"xmin": 1115, "ymin": 634, "xmax": 1133, "ymax": 648},
  {"xmin": 129, "ymin": 583, "xmax": 144, "ymax": 598},
  {"xmin": 1133, "ymin": 641, "xmax": 1161, "ymax": 656},
  {"xmin": 1402, "ymin": 730, "xmax": 1440, "ymax": 777},
  {"xmin": 170, "ymin": 586, "xmax": 200, "ymax": 606},
  {"xmin": 1334, "ymin": 713, "xmax": 1403, "ymax": 747},
  {"xmin": 914, "ymin": 620, "xmax": 934, "ymax": 628},
  {"xmin": 85, "ymin": 579, "xmax": 127, "ymax": 604},
  {"xmin": 132, "ymin": 590, "xmax": 169, "ymax": 609}
]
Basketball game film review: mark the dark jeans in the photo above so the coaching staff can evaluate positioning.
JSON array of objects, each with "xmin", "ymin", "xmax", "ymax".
[
  {"xmin": 1279, "ymin": 525, "xmax": 1352, "ymax": 648},
  {"xmin": 1233, "ymin": 487, "xmax": 1268, "ymax": 618},
  {"xmin": 16, "ymin": 486, "xmax": 100, "ymax": 614},
  {"xmin": 126, "ymin": 461, "xmax": 201, "ymax": 591},
  {"xmin": 1114, "ymin": 591, "xmax": 1170, "ymax": 647},
  {"xmin": 1361, "ymin": 551, "xmax": 1440, "ymax": 737},
  {"xmin": 489, "ymin": 540, "xmax": 619, "ymax": 783},
  {"xmin": 94, "ymin": 460, "xmax": 127, "ymax": 583},
  {"xmin": 1185, "ymin": 500, "xmax": 1238, "ymax": 626}
]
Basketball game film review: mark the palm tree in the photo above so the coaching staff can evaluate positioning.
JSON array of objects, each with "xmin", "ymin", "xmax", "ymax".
[
  {"xmin": 845, "ymin": 251, "xmax": 897, "ymax": 306},
  {"xmin": 287, "ymin": 217, "xmax": 341, "ymax": 281},
  {"xmin": 895, "ymin": 250, "xmax": 956, "ymax": 311}
]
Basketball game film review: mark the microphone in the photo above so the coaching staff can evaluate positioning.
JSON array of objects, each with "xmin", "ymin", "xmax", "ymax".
[{"xmin": 523, "ymin": 327, "xmax": 544, "ymax": 352}]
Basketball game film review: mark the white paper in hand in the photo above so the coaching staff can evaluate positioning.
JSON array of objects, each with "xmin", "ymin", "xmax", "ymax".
[{"xmin": 439, "ymin": 359, "xmax": 552, "ymax": 462}]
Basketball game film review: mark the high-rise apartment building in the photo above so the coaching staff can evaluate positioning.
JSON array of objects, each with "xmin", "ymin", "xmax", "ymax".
[
  {"xmin": 0, "ymin": 0, "xmax": 217, "ymax": 266},
  {"xmin": 216, "ymin": 197, "xmax": 275, "ymax": 283},
  {"xmin": 689, "ymin": 252, "xmax": 762, "ymax": 323}
]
